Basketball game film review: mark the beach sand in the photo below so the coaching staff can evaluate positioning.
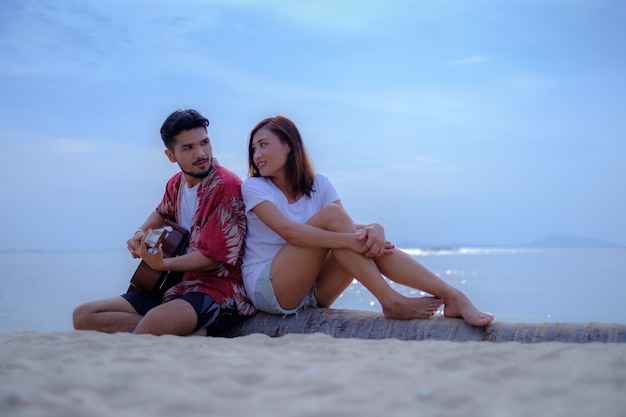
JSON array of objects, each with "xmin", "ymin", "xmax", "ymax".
[{"xmin": 1, "ymin": 331, "xmax": 625, "ymax": 417}]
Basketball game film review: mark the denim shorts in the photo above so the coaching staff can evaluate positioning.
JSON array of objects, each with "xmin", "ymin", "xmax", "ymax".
[{"xmin": 253, "ymin": 262, "xmax": 317, "ymax": 315}]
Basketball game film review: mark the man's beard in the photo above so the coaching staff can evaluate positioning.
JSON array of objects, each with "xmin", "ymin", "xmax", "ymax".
[{"xmin": 181, "ymin": 159, "xmax": 211, "ymax": 179}]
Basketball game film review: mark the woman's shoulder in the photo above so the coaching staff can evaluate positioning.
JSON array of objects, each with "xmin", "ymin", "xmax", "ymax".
[
  {"xmin": 313, "ymin": 172, "xmax": 334, "ymax": 188},
  {"xmin": 242, "ymin": 176, "xmax": 274, "ymax": 195},
  {"xmin": 243, "ymin": 176, "xmax": 269, "ymax": 188}
]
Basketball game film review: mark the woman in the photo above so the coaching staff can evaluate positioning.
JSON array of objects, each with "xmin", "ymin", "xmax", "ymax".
[{"xmin": 241, "ymin": 116, "xmax": 493, "ymax": 326}]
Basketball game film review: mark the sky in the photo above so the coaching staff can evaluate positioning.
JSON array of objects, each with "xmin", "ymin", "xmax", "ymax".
[{"xmin": 1, "ymin": 0, "xmax": 625, "ymax": 251}]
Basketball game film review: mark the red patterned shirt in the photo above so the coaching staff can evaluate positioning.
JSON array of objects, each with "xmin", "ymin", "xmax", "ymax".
[{"xmin": 156, "ymin": 158, "xmax": 256, "ymax": 316}]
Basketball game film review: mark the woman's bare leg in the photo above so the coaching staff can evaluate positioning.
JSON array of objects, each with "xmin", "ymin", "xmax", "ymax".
[
  {"xmin": 312, "ymin": 251, "xmax": 354, "ymax": 307},
  {"xmin": 374, "ymin": 250, "xmax": 494, "ymax": 326},
  {"xmin": 271, "ymin": 204, "xmax": 442, "ymax": 319},
  {"xmin": 268, "ymin": 231, "xmax": 330, "ymax": 309}
]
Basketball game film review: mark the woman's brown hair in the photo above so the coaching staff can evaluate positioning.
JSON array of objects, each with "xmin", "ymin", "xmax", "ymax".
[{"xmin": 248, "ymin": 116, "xmax": 316, "ymax": 197}]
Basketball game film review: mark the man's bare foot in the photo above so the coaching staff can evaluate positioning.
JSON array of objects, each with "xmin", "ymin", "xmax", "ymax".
[
  {"xmin": 443, "ymin": 290, "xmax": 494, "ymax": 326},
  {"xmin": 382, "ymin": 296, "xmax": 444, "ymax": 320}
]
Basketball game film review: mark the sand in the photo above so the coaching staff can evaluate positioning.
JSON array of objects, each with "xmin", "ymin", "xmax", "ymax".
[{"xmin": 1, "ymin": 331, "xmax": 625, "ymax": 417}]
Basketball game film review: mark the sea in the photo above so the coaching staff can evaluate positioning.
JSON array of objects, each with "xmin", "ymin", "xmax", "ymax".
[{"xmin": 1, "ymin": 247, "xmax": 625, "ymax": 333}]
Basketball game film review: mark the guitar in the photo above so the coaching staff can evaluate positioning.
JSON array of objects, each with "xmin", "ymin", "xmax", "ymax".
[{"xmin": 127, "ymin": 219, "xmax": 189, "ymax": 295}]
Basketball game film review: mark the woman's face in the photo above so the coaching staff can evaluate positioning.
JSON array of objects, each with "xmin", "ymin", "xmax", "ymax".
[{"xmin": 251, "ymin": 126, "xmax": 291, "ymax": 178}]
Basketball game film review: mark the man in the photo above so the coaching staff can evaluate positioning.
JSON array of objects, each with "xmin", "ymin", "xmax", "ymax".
[{"xmin": 73, "ymin": 109, "xmax": 256, "ymax": 336}]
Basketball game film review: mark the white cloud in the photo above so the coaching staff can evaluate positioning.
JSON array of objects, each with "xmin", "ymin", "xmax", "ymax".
[{"xmin": 0, "ymin": 0, "xmax": 223, "ymax": 76}]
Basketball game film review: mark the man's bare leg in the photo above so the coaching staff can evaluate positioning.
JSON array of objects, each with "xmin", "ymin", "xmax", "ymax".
[
  {"xmin": 132, "ymin": 299, "xmax": 198, "ymax": 336},
  {"xmin": 73, "ymin": 296, "xmax": 142, "ymax": 333}
]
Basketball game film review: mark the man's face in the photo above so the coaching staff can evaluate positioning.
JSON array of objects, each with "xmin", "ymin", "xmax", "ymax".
[{"xmin": 165, "ymin": 127, "xmax": 213, "ymax": 187}]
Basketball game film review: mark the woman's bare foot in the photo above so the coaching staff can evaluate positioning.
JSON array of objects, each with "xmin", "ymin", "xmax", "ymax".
[
  {"xmin": 382, "ymin": 296, "xmax": 443, "ymax": 320},
  {"xmin": 442, "ymin": 290, "xmax": 494, "ymax": 326}
]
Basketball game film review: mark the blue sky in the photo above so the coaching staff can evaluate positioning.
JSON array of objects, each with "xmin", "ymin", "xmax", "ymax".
[{"xmin": 1, "ymin": 0, "xmax": 625, "ymax": 251}]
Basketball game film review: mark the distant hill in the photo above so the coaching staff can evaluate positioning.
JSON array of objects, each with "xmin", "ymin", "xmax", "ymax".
[{"xmin": 527, "ymin": 235, "xmax": 623, "ymax": 248}]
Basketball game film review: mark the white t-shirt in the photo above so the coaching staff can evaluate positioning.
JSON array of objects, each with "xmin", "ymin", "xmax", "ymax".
[
  {"xmin": 241, "ymin": 173, "xmax": 340, "ymax": 304},
  {"xmin": 179, "ymin": 181, "xmax": 199, "ymax": 232}
]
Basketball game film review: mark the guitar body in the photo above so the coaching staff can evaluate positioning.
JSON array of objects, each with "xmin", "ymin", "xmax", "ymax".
[{"xmin": 127, "ymin": 219, "xmax": 189, "ymax": 295}]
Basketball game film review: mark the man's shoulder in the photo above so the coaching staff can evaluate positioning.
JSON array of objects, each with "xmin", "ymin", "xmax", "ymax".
[
  {"xmin": 214, "ymin": 164, "xmax": 243, "ymax": 186},
  {"xmin": 165, "ymin": 171, "xmax": 183, "ymax": 188}
]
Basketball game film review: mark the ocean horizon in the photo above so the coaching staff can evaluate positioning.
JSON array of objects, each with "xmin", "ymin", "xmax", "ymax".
[{"xmin": 1, "ymin": 246, "xmax": 625, "ymax": 333}]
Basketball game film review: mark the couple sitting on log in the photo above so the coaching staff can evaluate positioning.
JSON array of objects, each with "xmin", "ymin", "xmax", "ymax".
[{"xmin": 73, "ymin": 109, "xmax": 493, "ymax": 337}]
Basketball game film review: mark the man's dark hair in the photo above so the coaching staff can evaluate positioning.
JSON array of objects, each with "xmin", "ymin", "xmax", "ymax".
[{"xmin": 160, "ymin": 109, "xmax": 210, "ymax": 150}]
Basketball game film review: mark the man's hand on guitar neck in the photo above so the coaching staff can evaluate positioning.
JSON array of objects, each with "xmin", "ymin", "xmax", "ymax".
[
  {"xmin": 127, "ymin": 211, "xmax": 167, "ymax": 259},
  {"xmin": 127, "ymin": 230, "xmax": 147, "ymax": 259},
  {"xmin": 135, "ymin": 231, "xmax": 168, "ymax": 271}
]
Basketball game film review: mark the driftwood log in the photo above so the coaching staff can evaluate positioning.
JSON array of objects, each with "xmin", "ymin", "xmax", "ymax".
[{"xmin": 220, "ymin": 308, "xmax": 626, "ymax": 343}]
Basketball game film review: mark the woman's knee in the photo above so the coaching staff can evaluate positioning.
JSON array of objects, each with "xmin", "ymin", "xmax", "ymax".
[{"xmin": 315, "ymin": 203, "xmax": 354, "ymax": 231}]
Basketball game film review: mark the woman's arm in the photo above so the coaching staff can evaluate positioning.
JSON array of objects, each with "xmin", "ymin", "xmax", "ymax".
[
  {"xmin": 252, "ymin": 200, "xmax": 363, "ymax": 252},
  {"xmin": 336, "ymin": 203, "xmax": 393, "ymax": 258}
]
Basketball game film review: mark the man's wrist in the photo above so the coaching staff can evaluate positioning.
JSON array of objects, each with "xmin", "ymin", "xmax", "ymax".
[{"xmin": 161, "ymin": 257, "xmax": 172, "ymax": 271}]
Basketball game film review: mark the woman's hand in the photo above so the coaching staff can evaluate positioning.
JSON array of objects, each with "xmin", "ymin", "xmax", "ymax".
[{"xmin": 357, "ymin": 223, "xmax": 394, "ymax": 257}]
